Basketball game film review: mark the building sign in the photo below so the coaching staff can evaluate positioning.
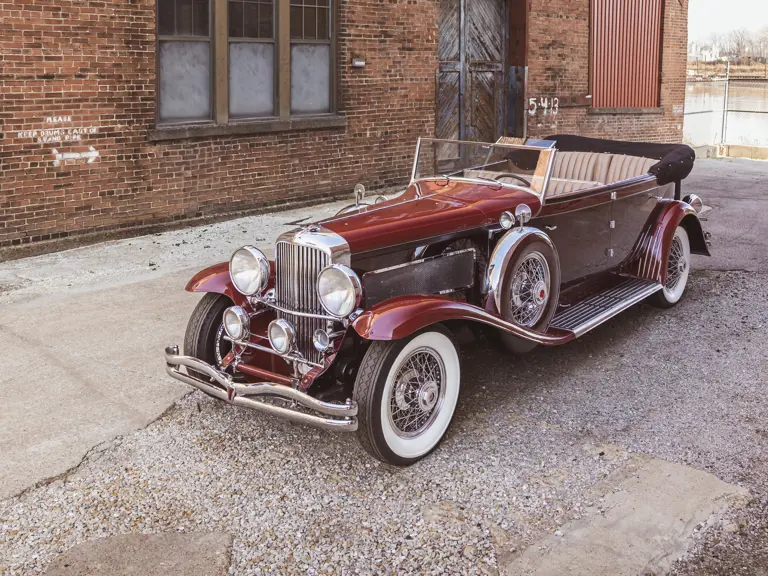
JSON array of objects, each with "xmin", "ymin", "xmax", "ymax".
[
  {"xmin": 16, "ymin": 115, "xmax": 100, "ymax": 144},
  {"xmin": 528, "ymin": 97, "xmax": 560, "ymax": 117}
]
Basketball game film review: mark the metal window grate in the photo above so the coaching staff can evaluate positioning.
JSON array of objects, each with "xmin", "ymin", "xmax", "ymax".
[
  {"xmin": 289, "ymin": 0, "xmax": 330, "ymax": 41},
  {"xmin": 228, "ymin": 0, "xmax": 274, "ymax": 39}
]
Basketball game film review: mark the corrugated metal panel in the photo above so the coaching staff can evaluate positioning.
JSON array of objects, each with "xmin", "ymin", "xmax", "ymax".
[{"xmin": 591, "ymin": 0, "xmax": 664, "ymax": 108}]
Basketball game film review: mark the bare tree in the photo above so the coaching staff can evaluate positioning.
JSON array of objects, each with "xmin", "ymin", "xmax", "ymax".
[{"xmin": 727, "ymin": 28, "xmax": 750, "ymax": 59}]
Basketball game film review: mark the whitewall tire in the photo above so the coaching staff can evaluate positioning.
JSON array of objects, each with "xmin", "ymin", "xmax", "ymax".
[
  {"xmin": 353, "ymin": 325, "xmax": 461, "ymax": 465},
  {"xmin": 650, "ymin": 226, "xmax": 691, "ymax": 308}
]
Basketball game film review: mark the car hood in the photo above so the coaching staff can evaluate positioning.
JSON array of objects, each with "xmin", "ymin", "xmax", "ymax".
[{"xmin": 319, "ymin": 180, "xmax": 541, "ymax": 254}]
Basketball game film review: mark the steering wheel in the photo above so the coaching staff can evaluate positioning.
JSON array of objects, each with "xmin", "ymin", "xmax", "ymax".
[{"xmin": 492, "ymin": 173, "xmax": 532, "ymax": 187}]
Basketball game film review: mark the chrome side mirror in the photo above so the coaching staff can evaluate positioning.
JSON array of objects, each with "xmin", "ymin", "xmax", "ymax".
[
  {"xmin": 354, "ymin": 183, "xmax": 366, "ymax": 206},
  {"xmin": 515, "ymin": 203, "xmax": 532, "ymax": 226},
  {"xmin": 683, "ymin": 194, "xmax": 703, "ymax": 214}
]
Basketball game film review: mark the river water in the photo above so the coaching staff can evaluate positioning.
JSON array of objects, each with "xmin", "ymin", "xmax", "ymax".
[{"xmin": 684, "ymin": 80, "xmax": 768, "ymax": 147}]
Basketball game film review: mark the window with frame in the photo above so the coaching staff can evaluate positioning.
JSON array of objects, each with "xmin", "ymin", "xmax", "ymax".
[
  {"xmin": 156, "ymin": 0, "xmax": 335, "ymax": 126},
  {"xmin": 589, "ymin": 0, "xmax": 663, "ymax": 109}
]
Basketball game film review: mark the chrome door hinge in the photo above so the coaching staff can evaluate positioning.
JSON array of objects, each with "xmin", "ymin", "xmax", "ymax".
[
  {"xmin": 610, "ymin": 220, "xmax": 615, "ymax": 229},
  {"xmin": 606, "ymin": 248, "xmax": 614, "ymax": 258},
  {"xmin": 611, "ymin": 191, "xmax": 617, "ymax": 200}
]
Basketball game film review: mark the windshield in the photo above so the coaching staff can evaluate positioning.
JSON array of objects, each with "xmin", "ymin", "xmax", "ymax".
[{"xmin": 411, "ymin": 138, "xmax": 556, "ymax": 197}]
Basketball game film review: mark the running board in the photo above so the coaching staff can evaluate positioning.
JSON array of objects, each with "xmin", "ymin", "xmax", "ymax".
[{"xmin": 551, "ymin": 278, "xmax": 662, "ymax": 338}]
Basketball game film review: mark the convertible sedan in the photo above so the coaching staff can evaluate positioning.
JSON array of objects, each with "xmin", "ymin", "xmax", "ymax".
[{"xmin": 165, "ymin": 135, "xmax": 708, "ymax": 465}]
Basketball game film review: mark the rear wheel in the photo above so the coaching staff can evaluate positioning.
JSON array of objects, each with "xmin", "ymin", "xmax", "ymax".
[
  {"xmin": 354, "ymin": 326, "xmax": 461, "ymax": 465},
  {"xmin": 649, "ymin": 226, "xmax": 691, "ymax": 308},
  {"xmin": 183, "ymin": 293, "xmax": 233, "ymax": 381}
]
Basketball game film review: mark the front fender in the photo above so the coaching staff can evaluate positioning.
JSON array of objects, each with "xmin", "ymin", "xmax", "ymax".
[
  {"xmin": 351, "ymin": 295, "xmax": 574, "ymax": 346},
  {"xmin": 185, "ymin": 262, "xmax": 249, "ymax": 306},
  {"xmin": 622, "ymin": 200, "xmax": 710, "ymax": 284}
]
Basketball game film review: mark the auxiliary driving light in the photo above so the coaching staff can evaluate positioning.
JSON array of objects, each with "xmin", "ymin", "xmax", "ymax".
[
  {"xmin": 313, "ymin": 329, "xmax": 331, "ymax": 352},
  {"xmin": 223, "ymin": 306, "xmax": 250, "ymax": 341},
  {"xmin": 268, "ymin": 319, "xmax": 296, "ymax": 355},
  {"xmin": 499, "ymin": 211, "xmax": 515, "ymax": 230}
]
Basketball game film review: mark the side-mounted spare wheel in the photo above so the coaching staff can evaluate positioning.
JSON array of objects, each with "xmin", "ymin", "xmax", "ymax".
[
  {"xmin": 498, "ymin": 238, "xmax": 561, "ymax": 354},
  {"xmin": 183, "ymin": 293, "xmax": 234, "ymax": 382},
  {"xmin": 353, "ymin": 324, "xmax": 461, "ymax": 466}
]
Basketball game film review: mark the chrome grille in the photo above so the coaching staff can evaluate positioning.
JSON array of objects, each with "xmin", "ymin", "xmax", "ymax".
[{"xmin": 275, "ymin": 241, "xmax": 329, "ymax": 365}]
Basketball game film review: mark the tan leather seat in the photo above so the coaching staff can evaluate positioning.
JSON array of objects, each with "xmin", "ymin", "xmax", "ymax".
[
  {"xmin": 547, "ymin": 178, "xmax": 602, "ymax": 197},
  {"xmin": 605, "ymin": 154, "xmax": 657, "ymax": 183},
  {"xmin": 465, "ymin": 151, "xmax": 657, "ymax": 198}
]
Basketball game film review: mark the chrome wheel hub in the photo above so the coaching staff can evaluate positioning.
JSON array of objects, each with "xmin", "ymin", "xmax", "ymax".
[
  {"xmin": 418, "ymin": 380, "xmax": 439, "ymax": 412},
  {"xmin": 510, "ymin": 252, "xmax": 551, "ymax": 327},
  {"xmin": 389, "ymin": 348, "xmax": 446, "ymax": 438}
]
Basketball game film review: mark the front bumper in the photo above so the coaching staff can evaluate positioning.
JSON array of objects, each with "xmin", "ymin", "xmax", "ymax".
[{"xmin": 164, "ymin": 346, "xmax": 358, "ymax": 432}]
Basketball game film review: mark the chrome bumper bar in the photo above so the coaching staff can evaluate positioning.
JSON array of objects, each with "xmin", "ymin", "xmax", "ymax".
[{"xmin": 164, "ymin": 346, "xmax": 358, "ymax": 432}]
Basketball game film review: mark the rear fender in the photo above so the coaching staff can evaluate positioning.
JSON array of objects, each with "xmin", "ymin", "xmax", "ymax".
[
  {"xmin": 621, "ymin": 200, "xmax": 710, "ymax": 284},
  {"xmin": 351, "ymin": 295, "xmax": 574, "ymax": 346}
]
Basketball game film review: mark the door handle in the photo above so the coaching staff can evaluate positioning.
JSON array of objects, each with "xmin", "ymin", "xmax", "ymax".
[{"xmin": 545, "ymin": 225, "xmax": 557, "ymax": 231}]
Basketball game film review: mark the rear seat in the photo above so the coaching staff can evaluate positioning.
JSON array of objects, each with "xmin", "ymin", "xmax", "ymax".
[
  {"xmin": 465, "ymin": 151, "xmax": 659, "ymax": 198},
  {"xmin": 547, "ymin": 152, "xmax": 657, "ymax": 198}
]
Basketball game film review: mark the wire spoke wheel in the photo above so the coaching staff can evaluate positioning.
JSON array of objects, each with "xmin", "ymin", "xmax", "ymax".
[
  {"xmin": 509, "ymin": 251, "xmax": 551, "ymax": 327},
  {"xmin": 388, "ymin": 347, "xmax": 446, "ymax": 438},
  {"xmin": 665, "ymin": 235, "xmax": 686, "ymax": 291},
  {"xmin": 214, "ymin": 323, "xmax": 231, "ymax": 367}
]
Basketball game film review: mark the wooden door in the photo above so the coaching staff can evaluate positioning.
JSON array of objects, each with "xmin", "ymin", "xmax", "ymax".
[{"xmin": 437, "ymin": 0, "xmax": 506, "ymax": 147}]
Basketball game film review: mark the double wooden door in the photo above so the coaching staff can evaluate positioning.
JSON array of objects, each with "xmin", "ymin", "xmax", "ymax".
[{"xmin": 437, "ymin": 0, "xmax": 506, "ymax": 145}]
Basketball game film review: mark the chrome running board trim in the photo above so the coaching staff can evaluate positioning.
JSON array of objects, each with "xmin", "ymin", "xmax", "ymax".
[
  {"xmin": 551, "ymin": 278, "xmax": 662, "ymax": 337},
  {"xmin": 164, "ymin": 346, "xmax": 357, "ymax": 432}
]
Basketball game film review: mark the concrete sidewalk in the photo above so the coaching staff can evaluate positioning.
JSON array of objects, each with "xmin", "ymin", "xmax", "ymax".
[{"xmin": 0, "ymin": 197, "xmax": 354, "ymax": 499}]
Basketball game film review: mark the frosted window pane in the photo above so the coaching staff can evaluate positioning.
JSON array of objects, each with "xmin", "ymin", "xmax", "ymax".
[
  {"xmin": 159, "ymin": 41, "xmax": 211, "ymax": 122},
  {"xmin": 229, "ymin": 43, "xmax": 274, "ymax": 118},
  {"xmin": 290, "ymin": 44, "xmax": 329, "ymax": 114}
]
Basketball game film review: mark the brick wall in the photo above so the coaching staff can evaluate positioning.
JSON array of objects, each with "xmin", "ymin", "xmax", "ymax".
[
  {"xmin": 525, "ymin": 0, "xmax": 689, "ymax": 141},
  {"xmin": 0, "ymin": 0, "xmax": 688, "ymax": 249},
  {"xmin": 0, "ymin": 0, "xmax": 438, "ymax": 248}
]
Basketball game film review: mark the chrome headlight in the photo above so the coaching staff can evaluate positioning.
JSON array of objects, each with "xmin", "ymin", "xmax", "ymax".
[
  {"xmin": 230, "ymin": 246, "xmax": 270, "ymax": 296},
  {"xmin": 268, "ymin": 319, "xmax": 295, "ymax": 355},
  {"xmin": 317, "ymin": 264, "xmax": 362, "ymax": 318},
  {"xmin": 223, "ymin": 306, "xmax": 250, "ymax": 341}
]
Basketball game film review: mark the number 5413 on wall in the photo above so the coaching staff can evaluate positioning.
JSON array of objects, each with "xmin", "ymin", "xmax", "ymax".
[{"xmin": 528, "ymin": 97, "xmax": 560, "ymax": 116}]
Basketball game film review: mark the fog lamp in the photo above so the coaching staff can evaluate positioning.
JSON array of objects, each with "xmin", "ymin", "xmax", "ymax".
[
  {"xmin": 223, "ymin": 306, "xmax": 250, "ymax": 341},
  {"xmin": 313, "ymin": 329, "xmax": 331, "ymax": 352},
  {"xmin": 268, "ymin": 319, "xmax": 296, "ymax": 355}
]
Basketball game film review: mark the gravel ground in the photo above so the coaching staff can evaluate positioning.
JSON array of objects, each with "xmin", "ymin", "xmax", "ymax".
[{"xmin": 1, "ymin": 269, "xmax": 766, "ymax": 575}]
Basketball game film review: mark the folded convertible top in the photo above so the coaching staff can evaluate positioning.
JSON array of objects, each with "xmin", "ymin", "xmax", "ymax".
[{"xmin": 546, "ymin": 134, "xmax": 696, "ymax": 186}]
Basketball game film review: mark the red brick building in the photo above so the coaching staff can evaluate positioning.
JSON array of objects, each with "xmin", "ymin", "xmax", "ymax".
[{"xmin": 0, "ymin": 0, "xmax": 689, "ymax": 250}]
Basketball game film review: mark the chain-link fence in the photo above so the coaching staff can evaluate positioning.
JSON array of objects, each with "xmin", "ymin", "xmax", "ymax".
[{"xmin": 684, "ymin": 77, "xmax": 768, "ymax": 148}]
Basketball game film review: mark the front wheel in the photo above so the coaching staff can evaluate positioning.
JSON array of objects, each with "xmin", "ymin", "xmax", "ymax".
[
  {"xmin": 648, "ymin": 226, "xmax": 691, "ymax": 308},
  {"xmin": 353, "ymin": 326, "xmax": 461, "ymax": 465},
  {"xmin": 183, "ymin": 293, "xmax": 233, "ymax": 381}
]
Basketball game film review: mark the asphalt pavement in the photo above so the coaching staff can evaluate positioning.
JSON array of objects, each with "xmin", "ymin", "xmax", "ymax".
[{"xmin": 0, "ymin": 158, "xmax": 766, "ymax": 575}]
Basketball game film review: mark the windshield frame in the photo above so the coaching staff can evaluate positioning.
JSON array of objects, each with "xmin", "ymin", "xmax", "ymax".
[{"xmin": 410, "ymin": 137, "xmax": 557, "ymax": 200}]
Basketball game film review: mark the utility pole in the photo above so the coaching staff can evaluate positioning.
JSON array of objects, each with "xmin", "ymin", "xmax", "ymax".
[{"xmin": 721, "ymin": 60, "xmax": 731, "ymax": 146}]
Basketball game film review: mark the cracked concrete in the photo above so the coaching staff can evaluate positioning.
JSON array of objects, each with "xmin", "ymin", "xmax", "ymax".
[{"xmin": 0, "ymin": 197, "xmax": 358, "ymax": 499}]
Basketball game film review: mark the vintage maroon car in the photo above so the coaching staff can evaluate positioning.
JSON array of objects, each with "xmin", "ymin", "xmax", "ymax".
[{"xmin": 165, "ymin": 135, "xmax": 708, "ymax": 465}]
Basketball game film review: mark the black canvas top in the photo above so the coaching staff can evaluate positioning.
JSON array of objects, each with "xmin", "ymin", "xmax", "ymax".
[{"xmin": 546, "ymin": 134, "xmax": 696, "ymax": 185}]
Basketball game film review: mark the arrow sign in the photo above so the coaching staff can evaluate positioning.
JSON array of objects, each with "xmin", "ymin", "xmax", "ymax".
[{"xmin": 52, "ymin": 146, "xmax": 100, "ymax": 167}]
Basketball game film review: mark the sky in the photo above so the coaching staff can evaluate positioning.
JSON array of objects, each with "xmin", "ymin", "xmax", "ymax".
[{"xmin": 689, "ymin": 0, "xmax": 768, "ymax": 42}]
